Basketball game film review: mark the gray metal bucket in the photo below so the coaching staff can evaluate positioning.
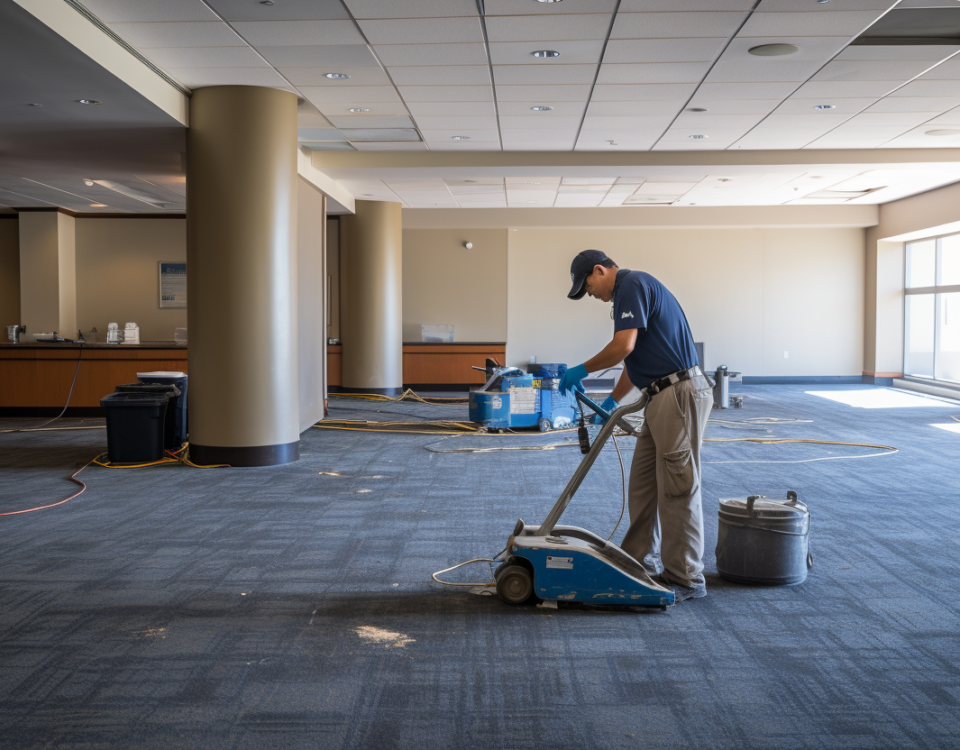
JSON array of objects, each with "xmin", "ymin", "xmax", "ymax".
[{"xmin": 716, "ymin": 491, "xmax": 811, "ymax": 586}]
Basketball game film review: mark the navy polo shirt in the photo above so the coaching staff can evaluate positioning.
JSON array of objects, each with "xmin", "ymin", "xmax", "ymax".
[{"xmin": 612, "ymin": 269, "xmax": 698, "ymax": 389}]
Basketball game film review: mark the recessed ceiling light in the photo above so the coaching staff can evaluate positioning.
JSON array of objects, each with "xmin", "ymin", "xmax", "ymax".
[
  {"xmin": 83, "ymin": 179, "xmax": 94, "ymax": 186},
  {"xmin": 348, "ymin": 108, "xmax": 370, "ymax": 113},
  {"xmin": 530, "ymin": 106, "xmax": 554, "ymax": 111},
  {"xmin": 532, "ymin": 50, "xmax": 561, "ymax": 58},
  {"xmin": 28, "ymin": 102, "xmax": 41, "ymax": 107},
  {"xmin": 926, "ymin": 129, "xmax": 960, "ymax": 136},
  {"xmin": 90, "ymin": 203, "xmax": 107, "ymax": 208},
  {"xmin": 451, "ymin": 135, "xmax": 470, "ymax": 140},
  {"xmin": 717, "ymin": 178, "xmax": 731, "ymax": 182},
  {"xmin": 78, "ymin": 99, "xmax": 102, "ymax": 105},
  {"xmin": 260, "ymin": 1, "xmax": 274, "ymax": 5},
  {"xmin": 536, "ymin": 0, "xmax": 563, "ymax": 3},
  {"xmin": 817, "ymin": 0, "xmax": 830, "ymax": 4},
  {"xmin": 687, "ymin": 107, "xmax": 709, "ymax": 112},
  {"xmin": 813, "ymin": 104, "xmax": 835, "ymax": 110},
  {"xmin": 324, "ymin": 73, "xmax": 350, "ymax": 80},
  {"xmin": 748, "ymin": 43, "xmax": 799, "ymax": 57},
  {"xmin": 689, "ymin": 134, "xmax": 708, "ymax": 140}
]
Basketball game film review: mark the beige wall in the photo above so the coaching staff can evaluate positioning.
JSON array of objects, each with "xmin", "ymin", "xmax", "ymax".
[
  {"xmin": 19, "ymin": 211, "xmax": 77, "ymax": 336},
  {"xmin": 0, "ymin": 219, "xmax": 19, "ymax": 326},
  {"xmin": 298, "ymin": 178, "xmax": 326, "ymax": 432},
  {"xmin": 402, "ymin": 228, "xmax": 508, "ymax": 343},
  {"xmin": 75, "ymin": 218, "xmax": 187, "ymax": 341},
  {"xmin": 507, "ymin": 227, "xmax": 864, "ymax": 378}
]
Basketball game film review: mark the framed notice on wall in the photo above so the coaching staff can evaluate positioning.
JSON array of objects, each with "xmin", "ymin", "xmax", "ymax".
[{"xmin": 159, "ymin": 262, "xmax": 187, "ymax": 309}]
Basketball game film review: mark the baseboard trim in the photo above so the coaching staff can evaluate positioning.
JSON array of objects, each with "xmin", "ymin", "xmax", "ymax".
[
  {"xmin": 894, "ymin": 378, "xmax": 960, "ymax": 402},
  {"xmin": 189, "ymin": 441, "xmax": 300, "ymax": 467}
]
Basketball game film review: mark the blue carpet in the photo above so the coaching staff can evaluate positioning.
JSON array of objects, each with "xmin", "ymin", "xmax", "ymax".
[{"xmin": 1, "ymin": 385, "xmax": 959, "ymax": 749}]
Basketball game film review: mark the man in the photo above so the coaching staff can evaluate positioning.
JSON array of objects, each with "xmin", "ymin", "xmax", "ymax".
[{"xmin": 558, "ymin": 249, "xmax": 713, "ymax": 602}]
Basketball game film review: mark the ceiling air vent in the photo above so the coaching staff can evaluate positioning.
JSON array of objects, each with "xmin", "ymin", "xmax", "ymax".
[{"xmin": 851, "ymin": 7, "xmax": 960, "ymax": 45}]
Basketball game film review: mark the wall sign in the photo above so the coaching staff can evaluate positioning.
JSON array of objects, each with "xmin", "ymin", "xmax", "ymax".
[{"xmin": 159, "ymin": 262, "xmax": 187, "ymax": 309}]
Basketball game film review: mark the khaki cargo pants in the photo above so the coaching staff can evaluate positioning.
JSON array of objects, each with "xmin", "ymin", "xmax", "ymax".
[{"xmin": 620, "ymin": 375, "xmax": 713, "ymax": 588}]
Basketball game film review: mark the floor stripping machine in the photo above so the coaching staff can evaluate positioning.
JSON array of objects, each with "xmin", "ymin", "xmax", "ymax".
[
  {"xmin": 468, "ymin": 360, "xmax": 580, "ymax": 432},
  {"xmin": 493, "ymin": 390, "xmax": 675, "ymax": 609}
]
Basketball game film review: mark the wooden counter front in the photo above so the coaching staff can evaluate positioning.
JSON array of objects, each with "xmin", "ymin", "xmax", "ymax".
[
  {"xmin": 0, "ymin": 345, "xmax": 188, "ymax": 409},
  {"xmin": 326, "ymin": 343, "xmax": 506, "ymax": 388}
]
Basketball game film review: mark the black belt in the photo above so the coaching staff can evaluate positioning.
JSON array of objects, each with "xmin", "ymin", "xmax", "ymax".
[{"xmin": 644, "ymin": 366, "xmax": 702, "ymax": 396}]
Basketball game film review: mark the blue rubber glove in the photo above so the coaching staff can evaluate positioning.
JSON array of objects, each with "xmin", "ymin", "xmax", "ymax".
[
  {"xmin": 559, "ymin": 363, "xmax": 588, "ymax": 396},
  {"xmin": 593, "ymin": 395, "xmax": 618, "ymax": 425}
]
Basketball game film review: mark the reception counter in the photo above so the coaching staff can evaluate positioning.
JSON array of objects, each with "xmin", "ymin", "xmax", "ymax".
[
  {"xmin": 327, "ymin": 342, "xmax": 506, "ymax": 389},
  {"xmin": 0, "ymin": 342, "xmax": 188, "ymax": 412}
]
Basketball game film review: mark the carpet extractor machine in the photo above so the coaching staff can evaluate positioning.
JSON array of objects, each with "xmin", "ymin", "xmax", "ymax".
[
  {"xmin": 493, "ymin": 391, "xmax": 675, "ymax": 609},
  {"xmin": 468, "ymin": 360, "xmax": 580, "ymax": 432}
]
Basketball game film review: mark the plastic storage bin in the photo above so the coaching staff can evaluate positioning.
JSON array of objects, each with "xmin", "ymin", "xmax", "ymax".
[
  {"xmin": 115, "ymin": 383, "xmax": 182, "ymax": 449},
  {"xmin": 137, "ymin": 371, "xmax": 188, "ymax": 444},
  {"xmin": 100, "ymin": 392, "xmax": 172, "ymax": 463}
]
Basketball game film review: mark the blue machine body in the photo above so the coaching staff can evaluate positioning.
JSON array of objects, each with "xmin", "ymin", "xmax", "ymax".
[{"xmin": 469, "ymin": 363, "xmax": 579, "ymax": 431}]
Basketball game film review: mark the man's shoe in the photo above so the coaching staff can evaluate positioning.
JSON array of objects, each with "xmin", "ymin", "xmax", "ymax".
[{"xmin": 653, "ymin": 574, "xmax": 707, "ymax": 602}]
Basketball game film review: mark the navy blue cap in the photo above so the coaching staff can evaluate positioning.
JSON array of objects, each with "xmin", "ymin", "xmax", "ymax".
[{"xmin": 568, "ymin": 249, "xmax": 614, "ymax": 300}]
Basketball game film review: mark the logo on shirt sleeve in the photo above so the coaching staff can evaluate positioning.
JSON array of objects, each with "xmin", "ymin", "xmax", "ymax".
[{"xmin": 621, "ymin": 311, "xmax": 635, "ymax": 319}]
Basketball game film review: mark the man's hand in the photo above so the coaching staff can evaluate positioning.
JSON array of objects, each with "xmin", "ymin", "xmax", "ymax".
[
  {"xmin": 559, "ymin": 363, "xmax": 588, "ymax": 395},
  {"xmin": 592, "ymin": 395, "xmax": 618, "ymax": 425}
]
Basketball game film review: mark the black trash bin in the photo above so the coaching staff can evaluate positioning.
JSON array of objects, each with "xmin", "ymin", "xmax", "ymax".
[
  {"xmin": 137, "ymin": 371, "xmax": 188, "ymax": 445},
  {"xmin": 100, "ymin": 392, "xmax": 172, "ymax": 463},
  {"xmin": 115, "ymin": 383, "xmax": 182, "ymax": 449}
]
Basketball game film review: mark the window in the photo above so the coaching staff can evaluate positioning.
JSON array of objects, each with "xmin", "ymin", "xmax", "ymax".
[{"xmin": 904, "ymin": 233, "xmax": 960, "ymax": 384}]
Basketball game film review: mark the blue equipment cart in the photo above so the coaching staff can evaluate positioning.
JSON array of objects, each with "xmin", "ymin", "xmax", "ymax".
[{"xmin": 468, "ymin": 360, "xmax": 580, "ymax": 432}]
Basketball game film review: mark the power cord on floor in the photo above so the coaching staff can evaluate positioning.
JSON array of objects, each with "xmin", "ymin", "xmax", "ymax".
[
  {"xmin": 330, "ymin": 389, "xmax": 467, "ymax": 405},
  {"xmin": 2, "ymin": 344, "xmax": 84, "ymax": 433},
  {"xmin": 432, "ymin": 548, "xmax": 506, "ymax": 588},
  {"xmin": 0, "ymin": 458, "xmax": 92, "ymax": 517}
]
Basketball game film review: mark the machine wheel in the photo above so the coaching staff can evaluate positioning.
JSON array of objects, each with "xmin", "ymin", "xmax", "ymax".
[
  {"xmin": 496, "ymin": 565, "xmax": 533, "ymax": 605},
  {"xmin": 538, "ymin": 418, "xmax": 552, "ymax": 433}
]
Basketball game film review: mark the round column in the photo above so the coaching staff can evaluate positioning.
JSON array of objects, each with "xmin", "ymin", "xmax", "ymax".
[
  {"xmin": 340, "ymin": 200, "xmax": 403, "ymax": 395},
  {"xmin": 186, "ymin": 86, "xmax": 299, "ymax": 466}
]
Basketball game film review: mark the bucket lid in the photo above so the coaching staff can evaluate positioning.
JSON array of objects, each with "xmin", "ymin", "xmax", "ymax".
[
  {"xmin": 100, "ymin": 392, "xmax": 170, "ymax": 407},
  {"xmin": 719, "ymin": 492, "xmax": 807, "ymax": 518},
  {"xmin": 137, "ymin": 371, "xmax": 186, "ymax": 378}
]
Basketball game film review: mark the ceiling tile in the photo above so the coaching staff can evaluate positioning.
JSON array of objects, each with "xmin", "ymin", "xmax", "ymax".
[
  {"xmin": 257, "ymin": 45, "xmax": 380, "ymax": 67},
  {"xmin": 83, "ymin": 0, "xmax": 219, "ymax": 22},
  {"xmin": 107, "ymin": 21, "xmax": 244, "ymax": 48},
  {"xmin": 340, "ymin": 128, "xmax": 421, "ymax": 142},
  {"xmin": 328, "ymin": 115, "xmax": 414, "ymax": 128},
  {"xmin": 834, "ymin": 44, "xmax": 960, "ymax": 61},
  {"xmin": 866, "ymin": 96, "xmax": 960, "ymax": 113},
  {"xmin": 493, "ymin": 65, "xmax": 597, "ymax": 86},
  {"xmin": 918, "ymin": 58, "xmax": 960, "ymax": 80},
  {"xmin": 791, "ymin": 80, "xmax": 902, "ymax": 98},
  {"xmin": 621, "ymin": 0, "xmax": 755, "ymax": 8},
  {"xmin": 603, "ymin": 38, "xmax": 727, "ymax": 64},
  {"xmin": 706, "ymin": 58, "xmax": 825, "ymax": 83},
  {"xmin": 485, "ymin": 14, "xmax": 613, "ymax": 42},
  {"xmin": 888, "ymin": 79, "xmax": 960, "ymax": 97},
  {"xmin": 298, "ymin": 128, "xmax": 345, "ymax": 141},
  {"xmin": 813, "ymin": 59, "xmax": 942, "ymax": 82},
  {"xmin": 759, "ymin": 113, "xmax": 853, "ymax": 128},
  {"xmin": 428, "ymin": 141, "xmax": 502, "ymax": 151},
  {"xmin": 231, "ymin": 20, "xmax": 365, "ymax": 46},
  {"xmin": 694, "ymin": 81, "xmax": 800, "ymax": 99},
  {"xmin": 497, "ymin": 85, "xmax": 593, "ymax": 101},
  {"xmin": 374, "ymin": 43, "xmax": 488, "ymax": 67},
  {"xmin": 419, "ymin": 129, "xmax": 500, "ymax": 141},
  {"xmin": 919, "ymin": 107, "xmax": 960, "ymax": 126},
  {"xmin": 773, "ymin": 97, "xmax": 877, "ymax": 114},
  {"xmin": 406, "ymin": 101, "xmax": 497, "ymax": 117},
  {"xmin": 739, "ymin": 10, "xmax": 889, "ymax": 37},
  {"xmin": 389, "ymin": 66, "xmax": 491, "ymax": 86},
  {"xmin": 207, "ymin": 0, "xmax": 350, "ymax": 21},
  {"xmin": 352, "ymin": 141, "xmax": 430, "ymax": 151},
  {"xmin": 684, "ymin": 98, "xmax": 784, "ymax": 114},
  {"xmin": 581, "ymin": 115, "xmax": 675, "ymax": 130},
  {"xmin": 505, "ymin": 177, "xmax": 562, "ymax": 185},
  {"xmin": 357, "ymin": 17, "xmax": 483, "ymax": 44},
  {"xmin": 586, "ymin": 100, "xmax": 683, "ymax": 116},
  {"xmin": 485, "ymin": 0, "xmax": 618, "ymax": 14},
  {"xmin": 398, "ymin": 86, "xmax": 494, "ymax": 102},
  {"xmin": 611, "ymin": 12, "xmax": 748, "ymax": 39},
  {"xmin": 300, "ymin": 85, "xmax": 402, "ymax": 104},
  {"xmin": 300, "ymin": 141, "xmax": 356, "ymax": 151},
  {"xmin": 672, "ymin": 112, "xmax": 767, "ymax": 128},
  {"xmin": 165, "ymin": 67, "xmax": 289, "ymax": 88},
  {"xmin": 591, "ymin": 83, "xmax": 696, "ymax": 101},
  {"xmin": 343, "ymin": 0, "xmax": 478, "ymax": 18},
  {"xmin": 498, "ymin": 115, "xmax": 582, "ymax": 129},
  {"xmin": 498, "ymin": 101, "xmax": 587, "ymax": 117},
  {"xmin": 143, "ymin": 46, "xmax": 268, "ymax": 68},
  {"xmin": 413, "ymin": 116, "xmax": 499, "ymax": 129},
  {"xmin": 596, "ymin": 62, "xmax": 711, "ymax": 85},
  {"xmin": 755, "ymin": 0, "xmax": 898, "ymax": 10},
  {"xmin": 282, "ymin": 66, "xmax": 392, "ymax": 86},
  {"xmin": 488, "ymin": 40, "xmax": 605, "ymax": 66}
]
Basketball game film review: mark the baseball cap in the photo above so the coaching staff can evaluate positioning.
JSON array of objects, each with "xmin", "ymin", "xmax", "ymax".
[{"xmin": 567, "ymin": 249, "xmax": 614, "ymax": 300}]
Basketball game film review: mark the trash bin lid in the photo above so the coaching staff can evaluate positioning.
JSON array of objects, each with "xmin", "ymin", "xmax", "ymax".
[
  {"xmin": 137, "ymin": 371, "xmax": 186, "ymax": 378},
  {"xmin": 719, "ymin": 494, "xmax": 808, "ymax": 519},
  {"xmin": 116, "ymin": 383, "xmax": 181, "ymax": 396},
  {"xmin": 100, "ymin": 392, "xmax": 171, "ymax": 407}
]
